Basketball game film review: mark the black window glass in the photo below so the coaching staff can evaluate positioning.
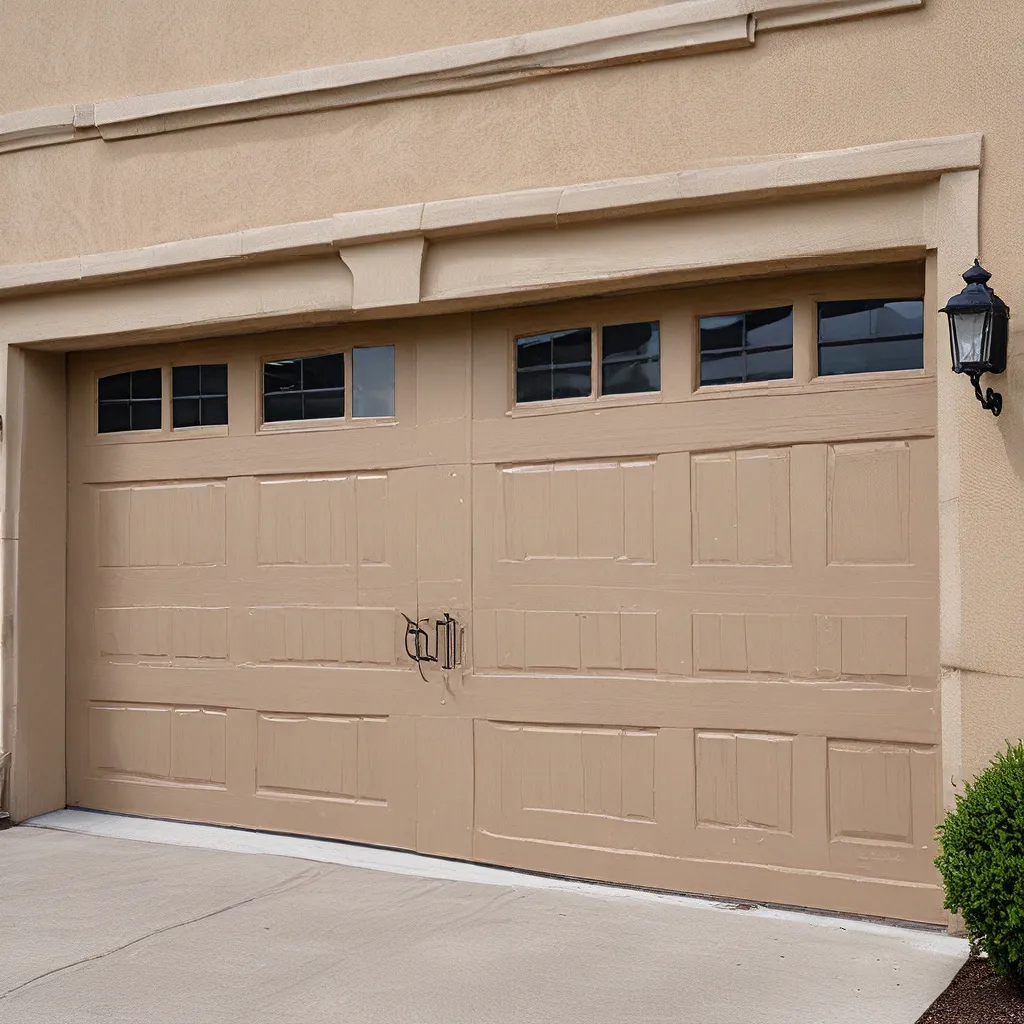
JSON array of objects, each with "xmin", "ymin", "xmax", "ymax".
[
  {"xmin": 699, "ymin": 307, "xmax": 793, "ymax": 386},
  {"xmin": 263, "ymin": 353, "xmax": 345, "ymax": 423},
  {"xmin": 817, "ymin": 299, "xmax": 924, "ymax": 376},
  {"xmin": 172, "ymin": 363, "xmax": 229, "ymax": 428},
  {"xmin": 352, "ymin": 346, "xmax": 396, "ymax": 418},
  {"xmin": 97, "ymin": 368, "xmax": 162, "ymax": 433},
  {"xmin": 601, "ymin": 321, "xmax": 660, "ymax": 395},
  {"xmin": 515, "ymin": 328, "xmax": 592, "ymax": 403}
]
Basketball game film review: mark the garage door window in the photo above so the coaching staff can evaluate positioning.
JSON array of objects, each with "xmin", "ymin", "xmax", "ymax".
[
  {"xmin": 817, "ymin": 299, "xmax": 924, "ymax": 376},
  {"xmin": 515, "ymin": 320, "xmax": 661, "ymax": 404},
  {"xmin": 172, "ymin": 364, "xmax": 228, "ymax": 428},
  {"xmin": 97, "ymin": 368, "xmax": 162, "ymax": 433},
  {"xmin": 601, "ymin": 321, "xmax": 661, "ymax": 395},
  {"xmin": 352, "ymin": 346, "xmax": 396, "ymax": 418},
  {"xmin": 516, "ymin": 328, "xmax": 593, "ymax": 403},
  {"xmin": 699, "ymin": 306, "xmax": 794, "ymax": 386},
  {"xmin": 264, "ymin": 353, "xmax": 345, "ymax": 423}
]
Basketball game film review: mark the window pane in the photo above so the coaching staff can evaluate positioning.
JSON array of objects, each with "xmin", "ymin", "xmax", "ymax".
[
  {"xmin": 602, "ymin": 322, "xmax": 660, "ymax": 395},
  {"xmin": 700, "ymin": 351, "xmax": 744, "ymax": 385},
  {"xmin": 172, "ymin": 365, "xmax": 201, "ymax": 398},
  {"xmin": 200, "ymin": 363, "xmax": 228, "ymax": 396},
  {"xmin": 264, "ymin": 359, "xmax": 301, "ymax": 395},
  {"xmin": 352, "ymin": 346, "xmax": 395, "ymax": 418},
  {"xmin": 131, "ymin": 368, "xmax": 162, "ymax": 400},
  {"xmin": 818, "ymin": 338, "xmax": 924, "ymax": 376},
  {"xmin": 201, "ymin": 396, "xmax": 229, "ymax": 426},
  {"xmin": 130, "ymin": 399, "xmax": 161, "ymax": 431},
  {"xmin": 516, "ymin": 329, "xmax": 591, "ymax": 403},
  {"xmin": 98, "ymin": 372, "xmax": 130, "ymax": 402},
  {"xmin": 818, "ymin": 299, "xmax": 924, "ymax": 376},
  {"xmin": 98, "ymin": 401, "xmax": 131, "ymax": 433},
  {"xmin": 746, "ymin": 347, "xmax": 793, "ymax": 382},
  {"xmin": 264, "ymin": 391, "xmax": 302, "ymax": 422},
  {"xmin": 551, "ymin": 329, "xmax": 592, "ymax": 367},
  {"xmin": 602, "ymin": 358, "xmax": 660, "ymax": 395},
  {"xmin": 516, "ymin": 334, "xmax": 553, "ymax": 369},
  {"xmin": 552, "ymin": 368, "xmax": 591, "ymax": 400},
  {"xmin": 302, "ymin": 353, "xmax": 345, "ymax": 391},
  {"xmin": 516, "ymin": 367, "xmax": 552, "ymax": 404},
  {"xmin": 303, "ymin": 389, "xmax": 345, "ymax": 420},
  {"xmin": 173, "ymin": 397, "xmax": 202, "ymax": 429},
  {"xmin": 745, "ymin": 307, "xmax": 793, "ymax": 349},
  {"xmin": 699, "ymin": 315, "xmax": 744, "ymax": 351},
  {"xmin": 700, "ymin": 307, "xmax": 794, "ymax": 386}
]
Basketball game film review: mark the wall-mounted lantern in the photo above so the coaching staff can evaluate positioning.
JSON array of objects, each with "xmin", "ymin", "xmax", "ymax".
[{"xmin": 941, "ymin": 261, "xmax": 1009, "ymax": 416}]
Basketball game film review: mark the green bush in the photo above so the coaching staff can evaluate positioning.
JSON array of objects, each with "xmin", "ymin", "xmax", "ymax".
[{"xmin": 935, "ymin": 741, "xmax": 1024, "ymax": 982}]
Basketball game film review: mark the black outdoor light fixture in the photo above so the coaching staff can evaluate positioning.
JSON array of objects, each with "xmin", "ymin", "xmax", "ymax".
[{"xmin": 941, "ymin": 260, "xmax": 1009, "ymax": 416}]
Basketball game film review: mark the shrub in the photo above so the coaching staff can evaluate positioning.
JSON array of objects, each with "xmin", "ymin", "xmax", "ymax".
[{"xmin": 936, "ymin": 741, "xmax": 1024, "ymax": 982}]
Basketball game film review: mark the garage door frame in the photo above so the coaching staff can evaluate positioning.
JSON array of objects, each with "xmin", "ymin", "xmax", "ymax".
[{"xmin": 0, "ymin": 137, "xmax": 980, "ymax": 925}]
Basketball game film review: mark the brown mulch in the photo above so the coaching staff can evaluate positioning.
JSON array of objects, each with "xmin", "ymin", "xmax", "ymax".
[{"xmin": 917, "ymin": 957, "xmax": 1024, "ymax": 1023}]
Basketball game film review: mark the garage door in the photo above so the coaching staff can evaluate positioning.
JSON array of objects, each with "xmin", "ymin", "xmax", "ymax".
[{"xmin": 67, "ymin": 264, "xmax": 942, "ymax": 922}]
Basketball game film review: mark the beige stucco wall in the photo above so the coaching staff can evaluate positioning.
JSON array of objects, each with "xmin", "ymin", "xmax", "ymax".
[
  {"xmin": 0, "ymin": 0, "xmax": 656, "ymax": 111},
  {"xmin": 0, "ymin": 0, "xmax": 1022, "ymax": 802}
]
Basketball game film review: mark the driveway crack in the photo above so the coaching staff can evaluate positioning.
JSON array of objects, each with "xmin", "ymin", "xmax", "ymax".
[{"xmin": 0, "ymin": 862, "xmax": 328, "ymax": 1001}]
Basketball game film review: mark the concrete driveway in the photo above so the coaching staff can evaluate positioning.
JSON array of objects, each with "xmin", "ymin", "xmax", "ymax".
[{"xmin": 0, "ymin": 812, "xmax": 966, "ymax": 1024}]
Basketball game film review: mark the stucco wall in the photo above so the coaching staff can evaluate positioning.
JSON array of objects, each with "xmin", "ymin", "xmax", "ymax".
[
  {"xmin": 0, "ymin": 0, "xmax": 657, "ymax": 111},
  {"xmin": 0, "ymin": 0, "xmax": 1023, "ymax": 789}
]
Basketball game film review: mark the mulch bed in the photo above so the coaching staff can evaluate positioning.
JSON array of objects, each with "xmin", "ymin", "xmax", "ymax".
[{"xmin": 917, "ymin": 957, "xmax": 1024, "ymax": 1023}]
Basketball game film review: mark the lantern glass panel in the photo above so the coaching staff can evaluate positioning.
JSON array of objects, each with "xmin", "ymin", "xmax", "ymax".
[{"xmin": 953, "ymin": 311, "xmax": 989, "ymax": 368}]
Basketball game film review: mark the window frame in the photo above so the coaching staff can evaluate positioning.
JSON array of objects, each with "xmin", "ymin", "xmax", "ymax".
[
  {"xmin": 510, "ymin": 313, "xmax": 664, "ymax": 412},
  {"xmin": 695, "ymin": 305, "xmax": 796, "ymax": 389},
  {"xmin": 257, "ymin": 343, "xmax": 398, "ymax": 432},
  {"xmin": 171, "ymin": 362, "xmax": 230, "ymax": 431},
  {"xmin": 815, "ymin": 297, "xmax": 926, "ymax": 379}
]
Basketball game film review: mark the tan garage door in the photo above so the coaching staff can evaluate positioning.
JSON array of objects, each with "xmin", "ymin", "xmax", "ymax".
[{"xmin": 67, "ymin": 263, "xmax": 942, "ymax": 922}]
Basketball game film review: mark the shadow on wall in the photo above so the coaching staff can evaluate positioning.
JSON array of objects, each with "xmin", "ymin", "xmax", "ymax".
[{"xmin": 998, "ymin": 326, "xmax": 1024, "ymax": 484}]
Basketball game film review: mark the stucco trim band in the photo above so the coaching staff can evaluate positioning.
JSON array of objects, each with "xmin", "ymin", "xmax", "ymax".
[
  {"xmin": 0, "ymin": 0, "xmax": 922, "ymax": 152},
  {"xmin": 0, "ymin": 134, "xmax": 981, "ymax": 303}
]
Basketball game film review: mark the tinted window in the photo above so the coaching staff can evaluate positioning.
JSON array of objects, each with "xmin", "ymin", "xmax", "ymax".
[
  {"xmin": 601, "ymin": 321, "xmax": 660, "ymax": 395},
  {"xmin": 699, "ymin": 307, "xmax": 793, "ymax": 386},
  {"xmin": 352, "ymin": 346, "xmax": 395, "ymax": 418},
  {"xmin": 264, "ymin": 353, "xmax": 344, "ymax": 422},
  {"xmin": 817, "ymin": 299, "xmax": 924, "ymax": 376},
  {"xmin": 516, "ymin": 328, "xmax": 592, "ymax": 403},
  {"xmin": 97, "ymin": 368, "xmax": 162, "ymax": 433},
  {"xmin": 172, "ymin": 363, "xmax": 228, "ymax": 428}
]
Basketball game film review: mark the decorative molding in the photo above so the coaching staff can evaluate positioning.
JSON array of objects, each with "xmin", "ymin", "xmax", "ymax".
[
  {"xmin": 0, "ymin": 104, "xmax": 98, "ymax": 155},
  {"xmin": 0, "ymin": 134, "xmax": 982, "ymax": 301},
  {"xmin": 0, "ymin": 0, "xmax": 923, "ymax": 154},
  {"xmin": 0, "ymin": 135, "xmax": 979, "ymax": 353}
]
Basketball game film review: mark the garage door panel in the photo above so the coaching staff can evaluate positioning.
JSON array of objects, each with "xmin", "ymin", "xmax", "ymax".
[
  {"xmin": 474, "ymin": 720, "xmax": 686, "ymax": 856},
  {"xmin": 71, "ymin": 418, "xmax": 468, "ymax": 486},
  {"xmin": 79, "ymin": 663, "xmax": 424, "ymax": 711},
  {"xmin": 471, "ymin": 380, "xmax": 935, "ymax": 465},
  {"xmin": 463, "ymin": 675, "xmax": 939, "ymax": 744}
]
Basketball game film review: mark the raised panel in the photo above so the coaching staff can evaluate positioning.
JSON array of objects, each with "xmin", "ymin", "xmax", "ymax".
[
  {"xmin": 692, "ymin": 450, "xmax": 792, "ymax": 566},
  {"xmin": 257, "ymin": 476, "xmax": 352, "ymax": 566},
  {"xmin": 828, "ymin": 442, "xmax": 911, "ymax": 565},
  {"xmin": 256, "ymin": 714, "xmax": 389, "ymax": 804},
  {"xmin": 170, "ymin": 708, "xmax": 227, "ymax": 785},
  {"xmin": 828, "ymin": 741, "xmax": 914, "ymax": 844},
  {"xmin": 89, "ymin": 704, "xmax": 171, "ymax": 780},
  {"xmin": 96, "ymin": 607, "xmax": 228, "ymax": 660},
  {"xmin": 482, "ymin": 611, "xmax": 658, "ymax": 674},
  {"xmin": 248, "ymin": 607, "xmax": 396, "ymax": 665},
  {"xmin": 478, "ymin": 721, "xmax": 658, "ymax": 826},
  {"xmin": 356, "ymin": 474, "xmax": 388, "ymax": 565},
  {"xmin": 499, "ymin": 459, "xmax": 656, "ymax": 562},
  {"xmin": 693, "ymin": 613, "xmax": 908, "ymax": 679},
  {"xmin": 696, "ymin": 731, "xmax": 793, "ymax": 832},
  {"xmin": 97, "ymin": 482, "xmax": 226, "ymax": 567}
]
